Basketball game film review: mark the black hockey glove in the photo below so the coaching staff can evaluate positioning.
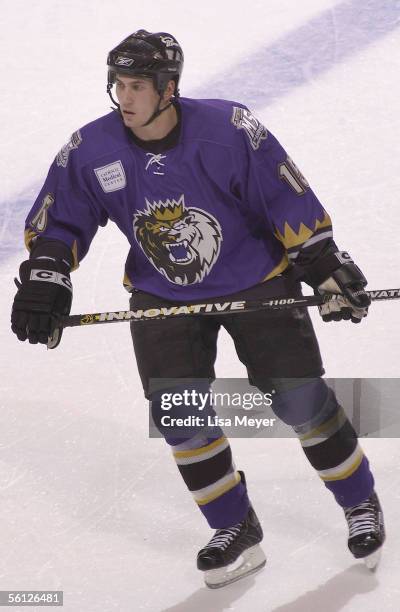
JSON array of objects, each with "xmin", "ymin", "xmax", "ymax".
[
  {"xmin": 11, "ymin": 242, "xmax": 73, "ymax": 348},
  {"xmin": 306, "ymin": 251, "xmax": 370, "ymax": 323}
]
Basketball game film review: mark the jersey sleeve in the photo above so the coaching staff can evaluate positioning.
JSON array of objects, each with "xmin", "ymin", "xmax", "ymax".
[
  {"xmin": 232, "ymin": 108, "xmax": 338, "ymax": 272},
  {"xmin": 24, "ymin": 132, "xmax": 108, "ymax": 269}
]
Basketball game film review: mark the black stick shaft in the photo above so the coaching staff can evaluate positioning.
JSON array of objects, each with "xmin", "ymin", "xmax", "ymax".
[{"xmin": 59, "ymin": 288, "xmax": 400, "ymax": 329}]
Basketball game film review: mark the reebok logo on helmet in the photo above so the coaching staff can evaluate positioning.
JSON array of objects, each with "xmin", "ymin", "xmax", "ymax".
[{"xmin": 115, "ymin": 56, "xmax": 135, "ymax": 66}]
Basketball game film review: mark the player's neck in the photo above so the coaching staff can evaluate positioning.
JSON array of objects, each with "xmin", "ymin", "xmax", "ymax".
[{"xmin": 131, "ymin": 103, "xmax": 178, "ymax": 141}]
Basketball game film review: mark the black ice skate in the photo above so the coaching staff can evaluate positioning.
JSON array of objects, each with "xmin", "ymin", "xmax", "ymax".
[
  {"xmin": 344, "ymin": 491, "xmax": 385, "ymax": 570},
  {"xmin": 197, "ymin": 504, "xmax": 266, "ymax": 589}
]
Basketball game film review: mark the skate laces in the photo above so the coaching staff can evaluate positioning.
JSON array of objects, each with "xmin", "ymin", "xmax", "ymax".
[
  {"xmin": 344, "ymin": 500, "xmax": 377, "ymax": 539},
  {"xmin": 206, "ymin": 525, "xmax": 243, "ymax": 551}
]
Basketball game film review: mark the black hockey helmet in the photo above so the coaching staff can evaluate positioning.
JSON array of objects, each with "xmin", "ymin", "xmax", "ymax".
[{"xmin": 107, "ymin": 29, "xmax": 184, "ymax": 98}]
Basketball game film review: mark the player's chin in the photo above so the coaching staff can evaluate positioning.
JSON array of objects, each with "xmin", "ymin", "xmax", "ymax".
[{"xmin": 121, "ymin": 112, "xmax": 137, "ymax": 125}]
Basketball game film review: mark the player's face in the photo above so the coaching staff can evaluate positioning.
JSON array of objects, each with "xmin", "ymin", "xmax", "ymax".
[{"xmin": 115, "ymin": 75, "xmax": 161, "ymax": 128}]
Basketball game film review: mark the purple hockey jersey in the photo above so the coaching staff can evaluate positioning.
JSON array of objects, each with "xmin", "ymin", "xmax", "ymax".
[{"xmin": 24, "ymin": 98, "xmax": 333, "ymax": 300}]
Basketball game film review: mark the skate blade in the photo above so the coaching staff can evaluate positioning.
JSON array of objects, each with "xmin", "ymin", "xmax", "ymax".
[
  {"xmin": 204, "ymin": 544, "xmax": 266, "ymax": 589},
  {"xmin": 363, "ymin": 548, "xmax": 382, "ymax": 571}
]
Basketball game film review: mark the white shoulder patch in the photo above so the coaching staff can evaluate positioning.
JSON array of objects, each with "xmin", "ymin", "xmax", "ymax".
[
  {"xmin": 231, "ymin": 107, "xmax": 268, "ymax": 151},
  {"xmin": 56, "ymin": 130, "xmax": 82, "ymax": 168}
]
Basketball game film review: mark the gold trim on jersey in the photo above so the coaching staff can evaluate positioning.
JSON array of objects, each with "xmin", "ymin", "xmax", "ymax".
[
  {"xmin": 274, "ymin": 210, "xmax": 332, "ymax": 249},
  {"xmin": 261, "ymin": 253, "xmax": 290, "ymax": 282},
  {"xmin": 71, "ymin": 240, "xmax": 79, "ymax": 271},
  {"xmin": 24, "ymin": 228, "xmax": 37, "ymax": 251},
  {"xmin": 123, "ymin": 272, "xmax": 134, "ymax": 291}
]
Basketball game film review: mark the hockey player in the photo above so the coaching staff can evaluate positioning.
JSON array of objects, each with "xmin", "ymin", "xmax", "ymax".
[{"xmin": 11, "ymin": 30, "xmax": 385, "ymax": 588}]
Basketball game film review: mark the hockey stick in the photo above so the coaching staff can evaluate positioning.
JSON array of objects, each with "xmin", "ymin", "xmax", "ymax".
[{"xmin": 60, "ymin": 288, "xmax": 400, "ymax": 328}]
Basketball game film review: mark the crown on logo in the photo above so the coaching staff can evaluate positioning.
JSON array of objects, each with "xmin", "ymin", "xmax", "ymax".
[
  {"xmin": 145, "ymin": 195, "xmax": 185, "ymax": 222},
  {"xmin": 153, "ymin": 204, "xmax": 183, "ymax": 221}
]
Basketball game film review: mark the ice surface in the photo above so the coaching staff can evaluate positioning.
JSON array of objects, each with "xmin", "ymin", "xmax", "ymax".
[{"xmin": 1, "ymin": 0, "xmax": 399, "ymax": 610}]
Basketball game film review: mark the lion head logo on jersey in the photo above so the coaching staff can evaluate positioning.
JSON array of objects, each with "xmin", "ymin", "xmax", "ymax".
[{"xmin": 133, "ymin": 195, "xmax": 222, "ymax": 285}]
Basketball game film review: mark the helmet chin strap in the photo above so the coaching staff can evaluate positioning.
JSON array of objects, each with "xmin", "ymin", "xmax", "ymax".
[
  {"xmin": 141, "ymin": 95, "xmax": 172, "ymax": 127},
  {"xmin": 107, "ymin": 85, "xmax": 120, "ymax": 110}
]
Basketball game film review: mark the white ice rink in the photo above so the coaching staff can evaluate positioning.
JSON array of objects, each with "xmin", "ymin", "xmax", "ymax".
[{"xmin": 1, "ymin": 1, "xmax": 400, "ymax": 610}]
